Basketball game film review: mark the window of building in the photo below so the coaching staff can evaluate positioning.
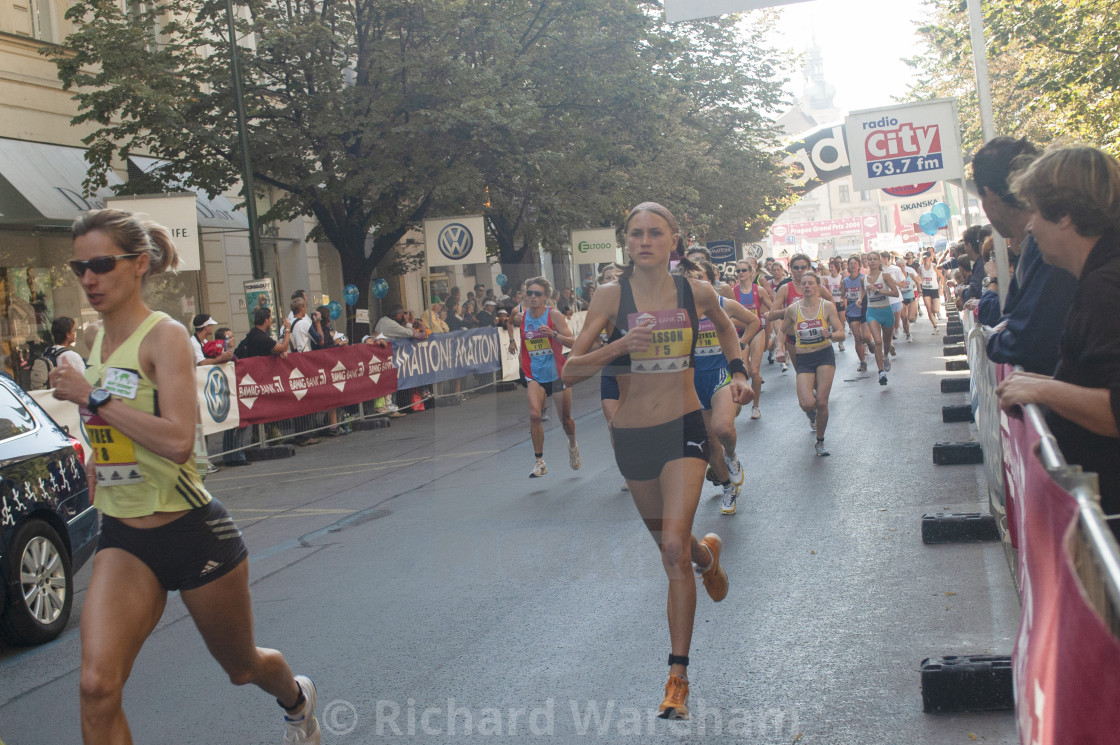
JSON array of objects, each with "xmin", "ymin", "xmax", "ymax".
[
  {"xmin": 860, "ymin": 190, "xmax": 871, "ymax": 201},
  {"xmin": 838, "ymin": 185, "xmax": 850, "ymax": 203}
]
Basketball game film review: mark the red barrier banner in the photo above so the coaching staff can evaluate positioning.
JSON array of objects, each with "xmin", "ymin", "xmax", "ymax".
[
  {"xmin": 234, "ymin": 345, "xmax": 397, "ymax": 426},
  {"xmin": 1006, "ymin": 412, "xmax": 1120, "ymax": 745}
]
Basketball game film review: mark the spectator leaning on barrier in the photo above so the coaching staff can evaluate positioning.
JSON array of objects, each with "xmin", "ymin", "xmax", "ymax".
[
  {"xmin": 191, "ymin": 313, "xmax": 233, "ymax": 366},
  {"xmin": 957, "ymin": 225, "xmax": 992, "ymax": 304},
  {"xmin": 476, "ymin": 300, "xmax": 497, "ymax": 328},
  {"xmin": 971, "ymin": 136, "xmax": 1079, "ymax": 374},
  {"xmin": 996, "ymin": 145, "xmax": 1120, "ymax": 517},
  {"xmin": 224, "ymin": 307, "xmax": 293, "ymax": 466},
  {"xmin": 374, "ymin": 304, "xmax": 426, "ymax": 340},
  {"xmin": 421, "ymin": 302, "xmax": 449, "ymax": 334}
]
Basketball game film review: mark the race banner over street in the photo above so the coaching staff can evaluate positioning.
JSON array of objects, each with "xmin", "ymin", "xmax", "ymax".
[{"xmin": 844, "ymin": 99, "xmax": 963, "ymax": 192}]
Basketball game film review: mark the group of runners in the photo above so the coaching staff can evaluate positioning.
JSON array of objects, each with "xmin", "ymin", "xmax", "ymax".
[{"xmin": 60, "ymin": 203, "xmax": 953, "ymax": 742}]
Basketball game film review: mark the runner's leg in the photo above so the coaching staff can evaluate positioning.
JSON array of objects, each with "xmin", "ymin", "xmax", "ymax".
[
  {"xmin": 526, "ymin": 381, "xmax": 546, "ymax": 455},
  {"xmin": 814, "ymin": 364, "xmax": 836, "ymax": 439},
  {"xmin": 80, "ymin": 549, "xmax": 168, "ymax": 745},
  {"xmin": 181, "ymin": 559, "xmax": 303, "ymax": 705}
]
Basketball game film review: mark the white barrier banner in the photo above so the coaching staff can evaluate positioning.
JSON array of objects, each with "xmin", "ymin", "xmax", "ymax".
[{"xmin": 196, "ymin": 362, "xmax": 238, "ymax": 435}]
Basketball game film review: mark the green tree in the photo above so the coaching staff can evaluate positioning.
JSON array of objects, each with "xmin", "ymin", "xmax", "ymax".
[
  {"xmin": 54, "ymin": 0, "xmax": 794, "ymax": 303},
  {"xmin": 907, "ymin": 0, "xmax": 1120, "ymax": 158}
]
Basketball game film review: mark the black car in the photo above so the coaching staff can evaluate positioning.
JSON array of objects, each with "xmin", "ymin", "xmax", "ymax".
[{"xmin": 0, "ymin": 373, "xmax": 97, "ymax": 645}]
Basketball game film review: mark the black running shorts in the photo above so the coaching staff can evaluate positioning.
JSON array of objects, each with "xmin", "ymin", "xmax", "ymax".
[
  {"xmin": 611, "ymin": 410, "xmax": 709, "ymax": 482},
  {"xmin": 97, "ymin": 499, "xmax": 249, "ymax": 591}
]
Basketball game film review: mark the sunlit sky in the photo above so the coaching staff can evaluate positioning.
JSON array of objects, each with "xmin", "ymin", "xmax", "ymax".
[{"xmin": 769, "ymin": 0, "xmax": 932, "ymax": 115}]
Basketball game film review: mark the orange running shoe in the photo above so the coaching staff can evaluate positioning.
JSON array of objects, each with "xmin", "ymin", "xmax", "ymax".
[
  {"xmin": 658, "ymin": 674, "xmax": 690, "ymax": 719},
  {"xmin": 698, "ymin": 534, "xmax": 728, "ymax": 602}
]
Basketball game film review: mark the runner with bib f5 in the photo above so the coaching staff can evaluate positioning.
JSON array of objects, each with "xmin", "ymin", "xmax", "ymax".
[{"xmin": 563, "ymin": 203, "xmax": 753, "ymax": 721}]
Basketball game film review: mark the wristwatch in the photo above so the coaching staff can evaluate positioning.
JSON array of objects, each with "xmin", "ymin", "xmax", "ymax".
[
  {"xmin": 87, "ymin": 388, "xmax": 112, "ymax": 414},
  {"xmin": 982, "ymin": 277, "xmax": 995, "ymax": 289}
]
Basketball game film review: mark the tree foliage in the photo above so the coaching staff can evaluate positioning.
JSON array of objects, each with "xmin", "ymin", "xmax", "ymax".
[
  {"xmin": 55, "ymin": 0, "xmax": 794, "ymax": 301},
  {"xmin": 906, "ymin": 0, "xmax": 1120, "ymax": 159}
]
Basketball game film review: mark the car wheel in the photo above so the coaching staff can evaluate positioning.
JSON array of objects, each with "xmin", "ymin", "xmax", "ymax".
[{"xmin": 0, "ymin": 520, "xmax": 73, "ymax": 646}]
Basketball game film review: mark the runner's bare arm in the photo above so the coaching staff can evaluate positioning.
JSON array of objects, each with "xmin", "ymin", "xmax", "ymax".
[
  {"xmin": 723, "ymin": 298, "xmax": 761, "ymax": 341},
  {"xmin": 563, "ymin": 285, "xmax": 657, "ymax": 385},
  {"xmin": 825, "ymin": 302, "xmax": 846, "ymax": 342},
  {"xmin": 765, "ymin": 285, "xmax": 789, "ymax": 321},
  {"xmin": 50, "ymin": 319, "xmax": 199, "ymax": 464},
  {"xmin": 882, "ymin": 272, "xmax": 901, "ymax": 297},
  {"xmin": 780, "ymin": 305, "xmax": 797, "ymax": 337},
  {"xmin": 548, "ymin": 309, "xmax": 577, "ymax": 349}
]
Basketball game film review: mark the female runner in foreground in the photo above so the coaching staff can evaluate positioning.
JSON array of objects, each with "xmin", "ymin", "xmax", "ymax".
[
  {"xmin": 859, "ymin": 251, "xmax": 901, "ymax": 385},
  {"xmin": 50, "ymin": 209, "xmax": 319, "ymax": 745},
  {"xmin": 563, "ymin": 203, "xmax": 752, "ymax": 720}
]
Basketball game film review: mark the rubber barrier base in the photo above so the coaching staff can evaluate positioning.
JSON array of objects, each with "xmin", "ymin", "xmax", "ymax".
[
  {"xmin": 435, "ymin": 394, "xmax": 463, "ymax": 407},
  {"xmin": 351, "ymin": 418, "xmax": 390, "ymax": 431},
  {"xmin": 942, "ymin": 404, "xmax": 974, "ymax": 423},
  {"xmin": 943, "ymin": 334, "xmax": 965, "ymax": 345},
  {"xmin": 942, "ymin": 344, "xmax": 966, "ymax": 356},
  {"xmin": 946, "ymin": 323, "xmax": 964, "ymax": 334},
  {"xmin": 247, "ymin": 445, "xmax": 296, "ymax": 461},
  {"xmin": 933, "ymin": 441, "xmax": 984, "ymax": 465},
  {"xmin": 921, "ymin": 512, "xmax": 999, "ymax": 543},
  {"xmin": 946, "ymin": 359, "xmax": 970, "ymax": 371},
  {"xmin": 941, "ymin": 378, "xmax": 970, "ymax": 393},
  {"xmin": 920, "ymin": 655, "xmax": 1014, "ymax": 713}
]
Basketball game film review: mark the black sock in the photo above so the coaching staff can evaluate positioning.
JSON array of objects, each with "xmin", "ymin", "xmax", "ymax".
[
  {"xmin": 278, "ymin": 688, "xmax": 305, "ymax": 712},
  {"xmin": 535, "ymin": 452, "xmax": 543, "ymax": 459},
  {"xmin": 720, "ymin": 479, "xmax": 730, "ymax": 487}
]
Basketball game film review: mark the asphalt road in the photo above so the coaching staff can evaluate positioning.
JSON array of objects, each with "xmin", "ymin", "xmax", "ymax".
[{"xmin": 0, "ymin": 317, "xmax": 1020, "ymax": 744}]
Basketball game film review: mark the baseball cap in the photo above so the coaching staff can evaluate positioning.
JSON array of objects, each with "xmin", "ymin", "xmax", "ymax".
[
  {"xmin": 484, "ymin": 300, "xmax": 498, "ymax": 306},
  {"xmin": 192, "ymin": 314, "xmax": 218, "ymax": 329}
]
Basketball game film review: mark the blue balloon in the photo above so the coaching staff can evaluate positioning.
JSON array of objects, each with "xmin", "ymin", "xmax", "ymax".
[
  {"xmin": 343, "ymin": 284, "xmax": 359, "ymax": 306},
  {"xmin": 371, "ymin": 278, "xmax": 389, "ymax": 299},
  {"xmin": 931, "ymin": 202, "xmax": 951, "ymax": 228},
  {"xmin": 328, "ymin": 300, "xmax": 343, "ymax": 320},
  {"xmin": 918, "ymin": 212, "xmax": 940, "ymax": 236},
  {"xmin": 496, "ymin": 273, "xmax": 508, "ymax": 287}
]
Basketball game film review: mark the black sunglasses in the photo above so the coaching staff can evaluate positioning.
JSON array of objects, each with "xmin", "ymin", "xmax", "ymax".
[
  {"xmin": 525, "ymin": 289, "xmax": 546, "ymax": 297},
  {"xmin": 791, "ymin": 264, "xmax": 809, "ymax": 270},
  {"xmin": 69, "ymin": 253, "xmax": 140, "ymax": 277}
]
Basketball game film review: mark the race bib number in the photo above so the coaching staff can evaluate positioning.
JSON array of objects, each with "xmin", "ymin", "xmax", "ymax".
[
  {"xmin": 523, "ymin": 331, "xmax": 552, "ymax": 357},
  {"xmin": 797, "ymin": 318, "xmax": 826, "ymax": 344},
  {"xmin": 866, "ymin": 280, "xmax": 886, "ymax": 303},
  {"xmin": 922, "ymin": 276, "xmax": 937, "ymax": 289},
  {"xmin": 845, "ymin": 286, "xmax": 860, "ymax": 303},
  {"xmin": 695, "ymin": 318, "xmax": 720, "ymax": 356},
  {"xmin": 86, "ymin": 422, "xmax": 144, "ymax": 485},
  {"xmin": 628, "ymin": 309, "xmax": 692, "ymax": 373},
  {"xmin": 104, "ymin": 368, "xmax": 140, "ymax": 399}
]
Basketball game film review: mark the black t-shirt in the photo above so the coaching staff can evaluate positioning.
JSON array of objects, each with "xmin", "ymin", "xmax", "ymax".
[
  {"xmin": 1049, "ymin": 230, "xmax": 1120, "ymax": 513},
  {"xmin": 235, "ymin": 327, "xmax": 278, "ymax": 358},
  {"xmin": 476, "ymin": 310, "xmax": 495, "ymax": 328}
]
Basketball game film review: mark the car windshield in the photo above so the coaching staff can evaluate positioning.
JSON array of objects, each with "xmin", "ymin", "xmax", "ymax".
[{"xmin": 0, "ymin": 387, "xmax": 36, "ymax": 440}]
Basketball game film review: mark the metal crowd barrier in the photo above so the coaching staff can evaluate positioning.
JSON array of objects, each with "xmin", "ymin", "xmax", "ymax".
[{"xmin": 961, "ymin": 310, "xmax": 1120, "ymax": 636}]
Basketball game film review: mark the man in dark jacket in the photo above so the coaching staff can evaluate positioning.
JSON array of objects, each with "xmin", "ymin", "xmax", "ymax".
[{"xmin": 973, "ymin": 136, "xmax": 1078, "ymax": 374}]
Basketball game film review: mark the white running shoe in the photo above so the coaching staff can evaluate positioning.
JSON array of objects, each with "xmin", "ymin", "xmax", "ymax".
[
  {"xmin": 879, "ymin": 370, "xmax": 888, "ymax": 386},
  {"xmin": 807, "ymin": 410, "xmax": 817, "ymax": 431},
  {"xmin": 884, "ymin": 357, "xmax": 892, "ymax": 372},
  {"xmin": 621, "ymin": 480, "xmax": 630, "ymax": 492},
  {"xmin": 283, "ymin": 675, "xmax": 320, "ymax": 745},
  {"xmin": 751, "ymin": 406, "xmax": 762, "ymax": 420},
  {"xmin": 838, "ymin": 341, "xmax": 845, "ymax": 352},
  {"xmin": 906, "ymin": 332, "xmax": 912, "ymax": 342},
  {"xmin": 933, "ymin": 327, "xmax": 939, "ymax": 335},
  {"xmin": 815, "ymin": 440, "xmax": 830, "ymax": 457},
  {"xmin": 724, "ymin": 454, "xmax": 744, "ymax": 486},
  {"xmin": 529, "ymin": 459, "xmax": 548, "ymax": 478},
  {"xmin": 569, "ymin": 442, "xmax": 582, "ymax": 470},
  {"xmin": 781, "ymin": 362, "xmax": 788, "ymax": 373},
  {"xmin": 720, "ymin": 482, "xmax": 739, "ymax": 514}
]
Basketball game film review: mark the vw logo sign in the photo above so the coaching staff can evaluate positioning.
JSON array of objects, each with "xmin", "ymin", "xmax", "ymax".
[
  {"xmin": 204, "ymin": 368, "xmax": 231, "ymax": 423},
  {"xmin": 437, "ymin": 223, "xmax": 474, "ymax": 261}
]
